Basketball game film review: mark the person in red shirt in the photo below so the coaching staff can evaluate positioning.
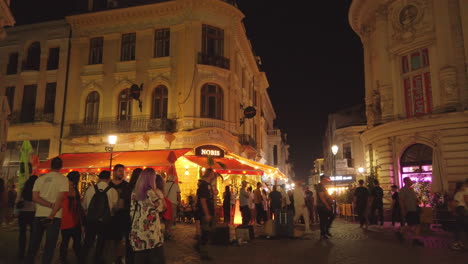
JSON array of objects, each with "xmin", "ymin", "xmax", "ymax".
[{"xmin": 59, "ymin": 171, "xmax": 83, "ymax": 263}]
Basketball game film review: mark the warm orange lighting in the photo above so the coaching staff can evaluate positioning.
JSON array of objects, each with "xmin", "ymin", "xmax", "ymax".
[
  {"xmin": 233, "ymin": 200, "xmax": 242, "ymax": 224},
  {"xmin": 69, "ymin": 169, "xmax": 72, "ymax": 172},
  {"xmin": 143, "ymin": 166, "xmax": 147, "ymax": 169},
  {"xmin": 127, "ymin": 168, "xmax": 131, "ymax": 170},
  {"xmin": 228, "ymin": 170, "xmax": 231, "ymax": 173},
  {"xmin": 242, "ymin": 171, "xmax": 246, "ymax": 174},
  {"xmin": 97, "ymin": 168, "xmax": 101, "ymax": 172}
]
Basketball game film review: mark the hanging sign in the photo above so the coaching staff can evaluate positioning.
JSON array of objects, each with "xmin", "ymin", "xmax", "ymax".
[{"xmin": 195, "ymin": 145, "xmax": 225, "ymax": 158}]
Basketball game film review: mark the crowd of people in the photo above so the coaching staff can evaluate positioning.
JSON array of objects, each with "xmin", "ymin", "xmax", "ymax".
[{"xmin": 0, "ymin": 157, "xmax": 467, "ymax": 263}]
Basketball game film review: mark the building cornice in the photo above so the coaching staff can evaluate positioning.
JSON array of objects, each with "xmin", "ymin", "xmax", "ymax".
[
  {"xmin": 66, "ymin": 0, "xmax": 244, "ymax": 33},
  {"xmin": 360, "ymin": 111, "xmax": 468, "ymax": 143}
]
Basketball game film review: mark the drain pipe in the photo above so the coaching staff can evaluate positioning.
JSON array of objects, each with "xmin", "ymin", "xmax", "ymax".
[{"xmin": 58, "ymin": 25, "xmax": 72, "ymax": 155}]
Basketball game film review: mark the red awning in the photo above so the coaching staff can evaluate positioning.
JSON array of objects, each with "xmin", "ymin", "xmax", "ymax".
[
  {"xmin": 183, "ymin": 156, "xmax": 263, "ymax": 175},
  {"xmin": 38, "ymin": 149, "xmax": 191, "ymax": 173}
]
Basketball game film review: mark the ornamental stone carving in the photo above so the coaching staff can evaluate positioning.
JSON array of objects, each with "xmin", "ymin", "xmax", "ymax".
[
  {"xmin": 439, "ymin": 67, "xmax": 458, "ymax": 106},
  {"xmin": 389, "ymin": 0, "xmax": 429, "ymax": 43}
]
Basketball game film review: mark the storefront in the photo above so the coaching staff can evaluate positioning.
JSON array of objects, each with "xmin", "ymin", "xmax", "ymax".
[{"xmin": 37, "ymin": 145, "xmax": 288, "ymax": 203}]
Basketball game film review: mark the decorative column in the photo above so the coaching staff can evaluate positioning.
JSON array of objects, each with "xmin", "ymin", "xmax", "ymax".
[{"xmin": 375, "ymin": 5, "xmax": 394, "ymax": 123}]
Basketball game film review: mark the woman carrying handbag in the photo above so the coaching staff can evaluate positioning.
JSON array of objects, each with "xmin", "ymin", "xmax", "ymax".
[{"xmin": 129, "ymin": 168, "xmax": 166, "ymax": 264}]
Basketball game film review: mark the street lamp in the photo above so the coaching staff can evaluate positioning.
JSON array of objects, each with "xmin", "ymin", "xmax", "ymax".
[
  {"xmin": 331, "ymin": 145, "xmax": 339, "ymax": 214},
  {"xmin": 106, "ymin": 135, "xmax": 117, "ymax": 171}
]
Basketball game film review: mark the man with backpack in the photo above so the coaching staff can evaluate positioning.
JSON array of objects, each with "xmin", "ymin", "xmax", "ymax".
[{"xmin": 81, "ymin": 170, "xmax": 118, "ymax": 263}]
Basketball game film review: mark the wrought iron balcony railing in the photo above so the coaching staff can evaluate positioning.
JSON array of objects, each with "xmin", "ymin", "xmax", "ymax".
[
  {"xmin": 10, "ymin": 109, "xmax": 54, "ymax": 124},
  {"xmin": 239, "ymin": 134, "xmax": 257, "ymax": 149},
  {"xmin": 198, "ymin": 52, "xmax": 230, "ymax": 70},
  {"xmin": 69, "ymin": 116, "xmax": 175, "ymax": 136}
]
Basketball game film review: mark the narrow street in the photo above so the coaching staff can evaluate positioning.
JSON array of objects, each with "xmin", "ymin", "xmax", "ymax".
[{"xmin": 0, "ymin": 219, "xmax": 465, "ymax": 264}]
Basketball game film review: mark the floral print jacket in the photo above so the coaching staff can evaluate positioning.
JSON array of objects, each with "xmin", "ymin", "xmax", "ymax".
[{"xmin": 129, "ymin": 189, "xmax": 165, "ymax": 251}]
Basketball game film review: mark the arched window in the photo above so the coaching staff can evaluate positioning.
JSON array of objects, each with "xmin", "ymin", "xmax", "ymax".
[
  {"xmin": 118, "ymin": 88, "xmax": 132, "ymax": 121},
  {"xmin": 152, "ymin": 85, "xmax": 168, "ymax": 119},
  {"xmin": 201, "ymin": 83, "xmax": 223, "ymax": 119},
  {"xmin": 24, "ymin": 42, "xmax": 41, "ymax": 71},
  {"xmin": 84, "ymin": 91, "xmax": 99, "ymax": 123}
]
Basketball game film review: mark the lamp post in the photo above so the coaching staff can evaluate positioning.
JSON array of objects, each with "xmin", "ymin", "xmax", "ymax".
[
  {"xmin": 106, "ymin": 135, "xmax": 117, "ymax": 171},
  {"xmin": 331, "ymin": 145, "xmax": 339, "ymax": 214}
]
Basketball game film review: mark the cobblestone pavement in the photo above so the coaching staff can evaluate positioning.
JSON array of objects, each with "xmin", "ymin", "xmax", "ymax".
[{"xmin": 0, "ymin": 219, "xmax": 466, "ymax": 264}]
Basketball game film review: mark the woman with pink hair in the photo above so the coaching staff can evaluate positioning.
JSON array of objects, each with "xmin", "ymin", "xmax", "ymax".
[{"xmin": 129, "ymin": 168, "xmax": 166, "ymax": 263}]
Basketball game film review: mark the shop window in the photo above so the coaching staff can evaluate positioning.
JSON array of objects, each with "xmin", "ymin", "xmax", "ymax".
[
  {"xmin": 151, "ymin": 85, "xmax": 168, "ymax": 119},
  {"xmin": 47, "ymin": 47, "xmax": 60, "ymax": 70},
  {"xmin": 5, "ymin": 86, "xmax": 15, "ymax": 110},
  {"xmin": 89, "ymin": 37, "xmax": 103, "ymax": 65},
  {"xmin": 154, "ymin": 28, "xmax": 170, "ymax": 58},
  {"xmin": 118, "ymin": 88, "xmax": 132, "ymax": 121},
  {"xmin": 121, "ymin": 33, "xmax": 136, "ymax": 61},
  {"xmin": 201, "ymin": 83, "xmax": 223, "ymax": 119},
  {"xmin": 400, "ymin": 143, "xmax": 433, "ymax": 202},
  {"xmin": 202, "ymin": 24, "xmax": 224, "ymax": 56},
  {"xmin": 21, "ymin": 85, "xmax": 37, "ymax": 122},
  {"xmin": 401, "ymin": 48, "xmax": 432, "ymax": 117},
  {"xmin": 6, "ymin": 52, "xmax": 18, "ymax": 75},
  {"xmin": 85, "ymin": 91, "xmax": 99, "ymax": 123},
  {"xmin": 44, "ymin": 82, "xmax": 56, "ymax": 114},
  {"xmin": 23, "ymin": 42, "xmax": 41, "ymax": 71}
]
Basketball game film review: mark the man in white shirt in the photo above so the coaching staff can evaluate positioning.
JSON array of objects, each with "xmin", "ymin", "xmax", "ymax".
[
  {"xmin": 81, "ymin": 170, "xmax": 118, "ymax": 263},
  {"xmin": 164, "ymin": 174, "xmax": 181, "ymax": 239},
  {"xmin": 293, "ymin": 181, "xmax": 311, "ymax": 233},
  {"xmin": 25, "ymin": 157, "xmax": 69, "ymax": 264}
]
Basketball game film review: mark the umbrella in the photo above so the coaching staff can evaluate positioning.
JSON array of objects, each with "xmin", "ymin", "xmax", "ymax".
[
  {"xmin": 19, "ymin": 140, "xmax": 33, "ymax": 190},
  {"xmin": 0, "ymin": 96, "xmax": 10, "ymax": 179}
]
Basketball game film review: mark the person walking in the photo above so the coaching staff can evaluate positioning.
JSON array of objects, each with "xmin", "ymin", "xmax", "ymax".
[
  {"xmin": 262, "ymin": 189, "xmax": 269, "ymax": 221},
  {"xmin": 391, "ymin": 185, "xmax": 404, "ymax": 229},
  {"xmin": 399, "ymin": 177, "xmax": 424, "ymax": 246},
  {"xmin": 247, "ymin": 186, "xmax": 255, "ymax": 225},
  {"xmin": 25, "ymin": 157, "xmax": 69, "ymax": 264},
  {"xmin": 16, "ymin": 175, "xmax": 38, "ymax": 260},
  {"xmin": 129, "ymin": 168, "xmax": 166, "ymax": 263},
  {"xmin": 353, "ymin": 179, "xmax": 370, "ymax": 228},
  {"xmin": 268, "ymin": 185, "xmax": 282, "ymax": 220},
  {"xmin": 450, "ymin": 181, "xmax": 468, "ymax": 250},
  {"xmin": 305, "ymin": 186, "xmax": 315, "ymax": 224},
  {"xmin": 81, "ymin": 170, "xmax": 118, "ymax": 263},
  {"xmin": 59, "ymin": 171, "xmax": 83, "ymax": 264},
  {"xmin": 222, "ymin": 186, "xmax": 231, "ymax": 224},
  {"xmin": 253, "ymin": 182, "xmax": 265, "ymax": 225},
  {"xmin": 6, "ymin": 183, "xmax": 17, "ymax": 225},
  {"xmin": 369, "ymin": 179, "xmax": 384, "ymax": 226},
  {"xmin": 239, "ymin": 181, "xmax": 251, "ymax": 226},
  {"xmin": 126, "ymin": 168, "xmax": 142, "ymax": 264},
  {"xmin": 109, "ymin": 164, "xmax": 131, "ymax": 264},
  {"xmin": 316, "ymin": 176, "xmax": 334, "ymax": 239},
  {"xmin": 164, "ymin": 174, "xmax": 181, "ymax": 239},
  {"xmin": 0, "ymin": 178, "xmax": 7, "ymax": 226},
  {"xmin": 196, "ymin": 168, "xmax": 217, "ymax": 261},
  {"xmin": 230, "ymin": 186, "xmax": 237, "ymax": 224},
  {"xmin": 293, "ymin": 181, "xmax": 311, "ymax": 233}
]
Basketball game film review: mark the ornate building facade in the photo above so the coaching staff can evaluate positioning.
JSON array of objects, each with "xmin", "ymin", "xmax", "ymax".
[
  {"xmin": 349, "ymin": 0, "xmax": 468, "ymax": 196},
  {"xmin": 0, "ymin": 0, "xmax": 291, "ymax": 195},
  {"xmin": 0, "ymin": 20, "xmax": 70, "ymax": 179}
]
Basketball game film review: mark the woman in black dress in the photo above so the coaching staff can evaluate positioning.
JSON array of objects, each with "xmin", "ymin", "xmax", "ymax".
[{"xmin": 223, "ymin": 186, "xmax": 231, "ymax": 224}]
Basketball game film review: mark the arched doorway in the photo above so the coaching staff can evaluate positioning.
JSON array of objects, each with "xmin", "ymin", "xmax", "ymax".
[{"xmin": 400, "ymin": 143, "xmax": 433, "ymax": 203}]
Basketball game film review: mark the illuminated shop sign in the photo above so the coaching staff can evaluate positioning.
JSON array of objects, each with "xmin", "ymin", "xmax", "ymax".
[
  {"xmin": 195, "ymin": 145, "xmax": 225, "ymax": 158},
  {"xmin": 330, "ymin": 175, "xmax": 354, "ymax": 182}
]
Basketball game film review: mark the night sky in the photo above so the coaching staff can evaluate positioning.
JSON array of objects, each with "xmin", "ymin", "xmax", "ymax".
[
  {"xmin": 10, "ymin": 0, "xmax": 365, "ymax": 180},
  {"xmin": 236, "ymin": 0, "xmax": 364, "ymax": 179}
]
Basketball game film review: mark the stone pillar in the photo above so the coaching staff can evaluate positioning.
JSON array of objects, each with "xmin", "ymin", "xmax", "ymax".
[{"xmin": 374, "ymin": 5, "xmax": 394, "ymax": 123}]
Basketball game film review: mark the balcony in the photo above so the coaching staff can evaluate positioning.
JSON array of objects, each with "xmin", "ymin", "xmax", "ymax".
[
  {"xmin": 239, "ymin": 134, "xmax": 257, "ymax": 149},
  {"xmin": 198, "ymin": 52, "xmax": 230, "ymax": 70},
  {"xmin": 267, "ymin": 129, "xmax": 281, "ymax": 137},
  {"xmin": 177, "ymin": 117, "xmax": 237, "ymax": 134},
  {"xmin": 69, "ymin": 116, "xmax": 175, "ymax": 137},
  {"xmin": 10, "ymin": 109, "xmax": 54, "ymax": 124}
]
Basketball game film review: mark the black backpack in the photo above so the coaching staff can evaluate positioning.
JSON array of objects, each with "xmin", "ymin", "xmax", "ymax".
[{"xmin": 86, "ymin": 185, "xmax": 112, "ymax": 223}]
